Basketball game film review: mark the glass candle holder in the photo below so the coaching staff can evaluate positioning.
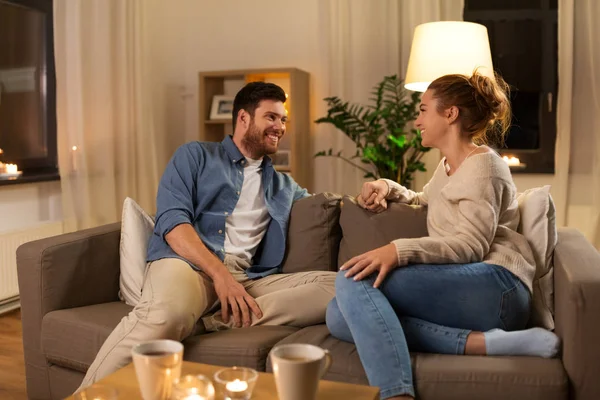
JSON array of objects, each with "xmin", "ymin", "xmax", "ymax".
[
  {"xmin": 73, "ymin": 384, "xmax": 118, "ymax": 400},
  {"xmin": 213, "ymin": 367, "xmax": 258, "ymax": 400},
  {"xmin": 172, "ymin": 374, "xmax": 215, "ymax": 400}
]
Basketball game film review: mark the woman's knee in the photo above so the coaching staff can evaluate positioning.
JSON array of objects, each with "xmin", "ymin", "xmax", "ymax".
[
  {"xmin": 334, "ymin": 270, "xmax": 355, "ymax": 293},
  {"xmin": 325, "ymin": 298, "xmax": 353, "ymax": 343}
]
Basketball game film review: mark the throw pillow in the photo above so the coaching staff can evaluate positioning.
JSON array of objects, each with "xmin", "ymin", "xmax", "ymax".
[
  {"xmin": 338, "ymin": 195, "xmax": 428, "ymax": 268},
  {"xmin": 517, "ymin": 185, "xmax": 558, "ymax": 330},
  {"xmin": 280, "ymin": 193, "xmax": 343, "ymax": 274},
  {"xmin": 119, "ymin": 197, "xmax": 155, "ymax": 306}
]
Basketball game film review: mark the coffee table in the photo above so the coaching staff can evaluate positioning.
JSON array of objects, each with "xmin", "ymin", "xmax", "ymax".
[{"xmin": 66, "ymin": 361, "xmax": 379, "ymax": 399}]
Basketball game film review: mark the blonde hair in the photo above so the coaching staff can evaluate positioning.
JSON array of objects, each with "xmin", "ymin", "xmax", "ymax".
[{"xmin": 427, "ymin": 70, "xmax": 511, "ymax": 146}]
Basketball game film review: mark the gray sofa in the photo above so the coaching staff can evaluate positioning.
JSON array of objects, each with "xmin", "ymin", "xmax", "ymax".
[{"xmin": 16, "ymin": 194, "xmax": 600, "ymax": 399}]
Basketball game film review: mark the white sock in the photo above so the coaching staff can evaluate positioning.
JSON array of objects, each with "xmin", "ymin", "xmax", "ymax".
[{"xmin": 484, "ymin": 327, "xmax": 560, "ymax": 358}]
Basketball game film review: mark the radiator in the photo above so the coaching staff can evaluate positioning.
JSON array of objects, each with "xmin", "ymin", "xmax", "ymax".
[{"xmin": 0, "ymin": 221, "xmax": 64, "ymax": 311}]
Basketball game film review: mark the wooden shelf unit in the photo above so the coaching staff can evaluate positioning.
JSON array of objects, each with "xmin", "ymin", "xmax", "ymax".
[{"xmin": 198, "ymin": 68, "xmax": 312, "ymax": 191}]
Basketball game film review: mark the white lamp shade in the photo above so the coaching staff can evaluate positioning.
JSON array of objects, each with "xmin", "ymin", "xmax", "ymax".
[{"xmin": 404, "ymin": 21, "xmax": 494, "ymax": 92}]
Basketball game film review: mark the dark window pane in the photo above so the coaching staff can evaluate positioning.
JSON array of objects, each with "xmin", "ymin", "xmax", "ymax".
[
  {"xmin": 0, "ymin": 1, "xmax": 47, "ymax": 163},
  {"xmin": 465, "ymin": 0, "xmax": 541, "ymax": 10},
  {"xmin": 505, "ymin": 91, "xmax": 540, "ymax": 150},
  {"xmin": 481, "ymin": 19, "xmax": 543, "ymax": 91}
]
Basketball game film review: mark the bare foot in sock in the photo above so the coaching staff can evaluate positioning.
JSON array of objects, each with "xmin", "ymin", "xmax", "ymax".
[{"xmin": 484, "ymin": 327, "xmax": 560, "ymax": 358}]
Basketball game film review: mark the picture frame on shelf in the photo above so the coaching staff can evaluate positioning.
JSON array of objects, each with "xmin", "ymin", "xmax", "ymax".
[
  {"xmin": 210, "ymin": 95, "xmax": 235, "ymax": 120},
  {"xmin": 271, "ymin": 150, "xmax": 291, "ymax": 170}
]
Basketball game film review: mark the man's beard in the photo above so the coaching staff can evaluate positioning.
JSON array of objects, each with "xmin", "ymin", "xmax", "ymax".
[{"xmin": 241, "ymin": 120, "xmax": 277, "ymax": 158}]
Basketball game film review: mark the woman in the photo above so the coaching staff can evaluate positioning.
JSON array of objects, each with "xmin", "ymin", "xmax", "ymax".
[{"xmin": 326, "ymin": 72, "xmax": 560, "ymax": 400}]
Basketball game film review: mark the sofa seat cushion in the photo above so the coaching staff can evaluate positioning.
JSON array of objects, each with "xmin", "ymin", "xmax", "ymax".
[
  {"xmin": 183, "ymin": 326, "xmax": 299, "ymax": 371},
  {"xmin": 415, "ymin": 353, "xmax": 567, "ymax": 400},
  {"xmin": 273, "ymin": 325, "xmax": 568, "ymax": 400},
  {"xmin": 42, "ymin": 302, "xmax": 133, "ymax": 372},
  {"xmin": 42, "ymin": 302, "xmax": 299, "ymax": 373},
  {"xmin": 267, "ymin": 325, "xmax": 414, "ymax": 385}
]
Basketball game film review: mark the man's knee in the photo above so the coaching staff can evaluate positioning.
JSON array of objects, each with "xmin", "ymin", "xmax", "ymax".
[
  {"xmin": 141, "ymin": 304, "xmax": 198, "ymax": 340},
  {"xmin": 306, "ymin": 271, "xmax": 337, "ymax": 289}
]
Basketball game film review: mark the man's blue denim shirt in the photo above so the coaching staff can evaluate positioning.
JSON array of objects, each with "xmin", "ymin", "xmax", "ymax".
[{"xmin": 147, "ymin": 136, "xmax": 309, "ymax": 279}]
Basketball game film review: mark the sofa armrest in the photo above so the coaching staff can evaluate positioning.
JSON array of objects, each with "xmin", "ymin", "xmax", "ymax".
[
  {"xmin": 553, "ymin": 228, "xmax": 600, "ymax": 400},
  {"xmin": 16, "ymin": 222, "xmax": 122, "ymax": 399},
  {"xmin": 17, "ymin": 222, "xmax": 122, "ymax": 313}
]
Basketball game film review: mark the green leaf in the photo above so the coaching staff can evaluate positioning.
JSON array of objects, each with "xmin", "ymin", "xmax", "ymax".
[
  {"xmin": 387, "ymin": 134, "xmax": 406, "ymax": 149},
  {"xmin": 315, "ymin": 74, "xmax": 427, "ymax": 183}
]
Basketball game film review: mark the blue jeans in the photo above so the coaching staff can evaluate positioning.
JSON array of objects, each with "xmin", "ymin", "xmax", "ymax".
[{"xmin": 326, "ymin": 263, "xmax": 530, "ymax": 399}]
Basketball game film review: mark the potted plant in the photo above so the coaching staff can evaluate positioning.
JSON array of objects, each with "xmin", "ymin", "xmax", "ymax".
[{"xmin": 315, "ymin": 75, "xmax": 430, "ymax": 188}]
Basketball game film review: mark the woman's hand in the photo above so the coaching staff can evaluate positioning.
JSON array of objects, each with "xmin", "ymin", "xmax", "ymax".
[
  {"xmin": 357, "ymin": 179, "xmax": 389, "ymax": 213},
  {"xmin": 340, "ymin": 243, "xmax": 398, "ymax": 288}
]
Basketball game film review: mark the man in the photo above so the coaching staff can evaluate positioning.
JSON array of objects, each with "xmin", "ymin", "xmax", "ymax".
[{"xmin": 79, "ymin": 82, "xmax": 336, "ymax": 387}]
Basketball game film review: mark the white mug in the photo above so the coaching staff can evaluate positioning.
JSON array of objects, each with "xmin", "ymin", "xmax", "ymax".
[
  {"xmin": 270, "ymin": 344, "xmax": 332, "ymax": 400},
  {"xmin": 131, "ymin": 339, "xmax": 183, "ymax": 400}
]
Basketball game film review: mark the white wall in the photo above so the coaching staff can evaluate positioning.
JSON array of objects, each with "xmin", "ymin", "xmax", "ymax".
[
  {"xmin": 145, "ymin": 0, "xmax": 337, "ymax": 192},
  {"xmin": 0, "ymin": 181, "xmax": 62, "ymax": 233},
  {"xmin": 146, "ymin": 0, "xmax": 321, "ymax": 155}
]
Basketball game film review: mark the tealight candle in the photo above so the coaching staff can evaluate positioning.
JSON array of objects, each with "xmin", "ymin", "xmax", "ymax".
[
  {"xmin": 225, "ymin": 379, "xmax": 248, "ymax": 393},
  {"xmin": 502, "ymin": 155, "xmax": 521, "ymax": 166},
  {"xmin": 183, "ymin": 395, "xmax": 206, "ymax": 400},
  {"xmin": 172, "ymin": 375, "xmax": 215, "ymax": 400},
  {"xmin": 6, "ymin": 164, "xmax": 18, "ymax": 174},
  {"xmin": 214, "ymin": 367, "xmax": 258, "ymax": 400}
]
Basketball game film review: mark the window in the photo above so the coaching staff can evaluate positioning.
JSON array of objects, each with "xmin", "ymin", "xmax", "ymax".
[
  {"xmin": 0, "ymin": 0, "xmax": 58, "ymax": 184},
  {"xmin": 464, "ymin": 0, "xmax": 557, "ymax": 173}
]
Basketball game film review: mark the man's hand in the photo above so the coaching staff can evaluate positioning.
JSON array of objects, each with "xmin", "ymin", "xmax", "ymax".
[
  {"xmin": 212, "ymin": 272, "xmax": 263, "ymax": 328},
  {"xmin": 357, "ymin": 180, "xmax": 389, "ymax": 213},
  {"xmin": 165, "ymin": 224, "xmax": 263, "ymax": 327},
  {"xmin": 339, "ymin": 243, "xmax": 398, "ymax": 288}
]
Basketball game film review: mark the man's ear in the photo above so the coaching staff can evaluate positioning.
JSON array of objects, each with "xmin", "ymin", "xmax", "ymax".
[
  {"xmin": 446, "ymin": 106, "xmax": 459, "ymax": 124},
  {"xmin": 237, "ymin": 109, "xmax": 249, "ymax": 129}
]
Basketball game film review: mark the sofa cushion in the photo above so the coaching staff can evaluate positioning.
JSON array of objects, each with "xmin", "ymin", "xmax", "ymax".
[
  {"xmin": 517, "ymin": 186, "xmax": 558, "ymax": 330},
  {"xmin": 41, "ymin": 302, "xmax": 299, "ymax": 373},
  {"xmin": 338, "ymin": 195, "xmax": 428, "ymax": 267},
  {"xmin": 42, "ymin": 302, "xmax": 133, "ymax": 372},
  {"xmin": 119, "ymin": 197, "xmax": 155, "ymax": 306},
  {"xmin": 266, "ymin": 324, "xmax": 412, "ymax": 385},
  {"xmin": 415, "ymin": 353, "xmax": 567, "ymax": 400},
  {"xmin": 281, "ymin": 192, "xmax": 343, "ymax": 273},
  {"xmin": 182, "ymin": 326, "xmax": 299, "ymax": 371},
  {"xmin": 273, "ymin": 325, "xmax": 567, "ymax": 400}
]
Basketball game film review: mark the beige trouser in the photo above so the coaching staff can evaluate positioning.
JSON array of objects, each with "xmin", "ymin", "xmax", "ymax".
[{"xmin": 78, "ymin": 256, "xmax": 336, "ymax": 389}]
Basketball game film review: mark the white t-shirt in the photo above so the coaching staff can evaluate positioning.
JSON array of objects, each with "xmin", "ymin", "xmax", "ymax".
[{"xmin": 224, "ymin": 157, "xmax": 271, "ymax": 264}]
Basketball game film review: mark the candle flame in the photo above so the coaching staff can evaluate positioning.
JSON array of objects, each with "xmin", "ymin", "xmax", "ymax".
[{"xmin": 502, "ymin": 155, "xmax": 521, "ymax": 166}]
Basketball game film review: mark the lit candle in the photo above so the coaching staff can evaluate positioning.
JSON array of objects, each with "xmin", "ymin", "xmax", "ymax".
[
  {"xmin": 502, "ymin": 155, "xmax": 521, "ymax": 166},
  {"xmin": 71, "ymin": 146, "xmax": 79, "ymax": 172},
  {"xmin": 172, "ymin": 375, "xmax": 215, "ymax": 400},
  {"xmin": 183, "ymin": 395, "xmax": 206, "ymax": 400},
  {"xmin": 225, "ymin": 379, "xmax": 248, "ymax": 393},
  {"xmin": 6, "ymin": 163, "xmax": 18, "ymax": 174}
]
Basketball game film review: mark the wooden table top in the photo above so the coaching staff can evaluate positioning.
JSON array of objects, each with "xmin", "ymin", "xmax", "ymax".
[{"xmin": 66, "ymin": 361, "xmax": 379, "ymax": 400}]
